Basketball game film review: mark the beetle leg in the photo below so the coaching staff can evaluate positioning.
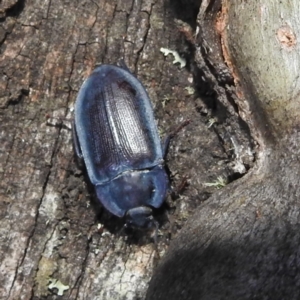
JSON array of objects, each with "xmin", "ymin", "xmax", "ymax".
[
  {"xmin": 170, "ymin": 175, "xmax": 189, "ymax": 200},
  {"xmin": 72, "ymin": 121, "xmax": 84, "ymax": 165},
  {"xmin": 46, "ymin": 115, "xmax": 72, "ymax": 129},
  {"xmin": 151, "ymin": 219, "xmax": 159, "ymax": 244},
  {"xmin": 161, "ymin": 135, "xmax": 171, "ymax": 158}
]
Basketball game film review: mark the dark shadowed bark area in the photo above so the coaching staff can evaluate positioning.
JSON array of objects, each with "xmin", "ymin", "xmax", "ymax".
[{"xmin": 147, "ymin": 0, "xmax": 300, "ymax": 299}]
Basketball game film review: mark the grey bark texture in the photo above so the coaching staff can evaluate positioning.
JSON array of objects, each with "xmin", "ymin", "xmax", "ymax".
[
  {"xmin": 147, "ymin": 0, "xmax": 300, "ymax": 299},
  {"xmin": 1, "ymin": 0, "xmax": 281, "ymax": 299}
]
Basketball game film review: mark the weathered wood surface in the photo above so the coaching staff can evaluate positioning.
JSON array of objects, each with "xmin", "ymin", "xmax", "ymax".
[
  {"xmin": 0, "ymin": 0, "xmax": 254, "ymax": 299},
  {"xmin": 147, "ymin": 0, "xmax": 300, "ymax": 299}
]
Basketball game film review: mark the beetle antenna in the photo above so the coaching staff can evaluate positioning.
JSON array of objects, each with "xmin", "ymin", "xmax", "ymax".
[{"xmin": 169, "ymin": 119, "xmax": 191, "ymax": 139}]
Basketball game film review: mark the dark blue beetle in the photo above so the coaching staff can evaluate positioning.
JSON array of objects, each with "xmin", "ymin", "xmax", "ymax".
[{"xmin": 73, "ymin": 63, "xmax": 169, "ymax": 230}]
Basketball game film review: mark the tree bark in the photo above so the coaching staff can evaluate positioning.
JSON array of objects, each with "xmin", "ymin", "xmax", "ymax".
[
  {"xmin": 1, "ymin": 0, "xmax": 252, "ymax": 299},
  {"xmin": 147, "ymin": 0, "xmax": 300, "ymax": 299}
]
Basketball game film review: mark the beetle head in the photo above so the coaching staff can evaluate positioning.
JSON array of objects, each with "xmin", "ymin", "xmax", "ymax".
[
  {"xmin": 95, "ymin": 168, "xmax": 167, "ymax": 225},
  {"xmin": 125, "ymin": 206, "xmax": 158, "ymax": 230}
]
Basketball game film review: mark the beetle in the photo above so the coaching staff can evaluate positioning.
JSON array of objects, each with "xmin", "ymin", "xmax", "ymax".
[{"xmin": 73, "ymin": 62, "xmax": 169, "ymax": 230}]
